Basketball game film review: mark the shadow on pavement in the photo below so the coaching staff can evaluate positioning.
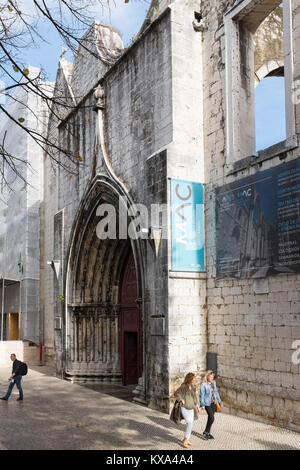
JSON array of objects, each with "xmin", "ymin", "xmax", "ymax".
[
  {"xmin": 79, "ymin": 382, "xmax": 136, "ymax": 403},
  {"xmin": 251, "ymin": 438, "xmax": 299, "ymax": 451},
  {"xmin": 29, "ymin": 367, "xmax": 136, "ymax": 404},
  {"xmin": 28, "ymin": 366, "xmax": 57, "ymax": 377},
  {"xmin": 124, "ymin": 417, "xmax": 184, "ymax": 448}
]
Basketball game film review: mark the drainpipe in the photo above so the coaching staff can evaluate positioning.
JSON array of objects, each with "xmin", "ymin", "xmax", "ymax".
[
  {"xmin": 1, "ymin": 276, "xmax": 4, "ymax": 341},
  {"xmin": 1, "ymin": 232, "xmax": 7, "ymax": 341},
  {"xmin": 39, "ymin": 341, "xmax": 43, "ymax": 364}
]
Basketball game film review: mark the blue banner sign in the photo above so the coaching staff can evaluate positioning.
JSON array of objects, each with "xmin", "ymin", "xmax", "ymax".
[{"xmin": 171, "ymin": 179, "xmax": 205, "ymax": 272}]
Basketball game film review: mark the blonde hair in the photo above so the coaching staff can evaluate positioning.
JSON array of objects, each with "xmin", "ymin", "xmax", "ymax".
[{"xmin": 203, "ymin": 370, "xmax": 215, "ymax": 382}]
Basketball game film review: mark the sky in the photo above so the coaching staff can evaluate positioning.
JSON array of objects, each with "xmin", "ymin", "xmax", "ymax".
[
  {"xmin": 255, "ymin": 77, "xmax": 286, "ymax": 151},
  {"xmin": 21, "ymin": 0, "xmax": 151, "ymax": 82}
]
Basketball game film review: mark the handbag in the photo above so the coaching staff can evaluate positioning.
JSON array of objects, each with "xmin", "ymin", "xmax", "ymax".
[
  {"xmin": 170, "ymin": 400, "xmax": 183, "ymax": 424},
  {"xmin": 211, "ymin": 382, "xmax": 221, "ymax": 412}
]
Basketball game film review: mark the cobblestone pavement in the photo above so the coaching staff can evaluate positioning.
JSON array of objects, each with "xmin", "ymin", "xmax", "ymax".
[{"xmin": 0, "ymin": 366, "xmax": 299, "ymax": 450}]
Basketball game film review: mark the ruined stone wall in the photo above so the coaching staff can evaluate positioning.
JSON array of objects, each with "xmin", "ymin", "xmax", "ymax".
[
  {"xmin": 40, "ymin": 142, "xmax": 57, "ymax": 366},
  {"xmin": 202, "ymin": 0, "xmax": 300, "ymax": 431},
  {"xmin": 51, "ymin": 11, "xmax": 174, "ymax": 405},
  {"xmin": 41, "ymin": 61, "xmax": 72, "ymax": 367},
  {"xmin": 44, "ymin": 0, "xmax": 300, "ymax": 426},
  {"xmin": 254, "ymin": 6, "xmax": 284, "ymax": 76},
  {"xmin": 166, "ymin": 0, "xmax": 207, "ymax": 399},
  {"xmin": 145, "ymin": 150, "xmax": 169, "ymax": 411},
  {"xmin": 103, "ymin": 11, "xmax": 174, "ymax": 410},
  {"xmin": 104, "ymin": 12, "xmax": 173, "ymax": 201}
]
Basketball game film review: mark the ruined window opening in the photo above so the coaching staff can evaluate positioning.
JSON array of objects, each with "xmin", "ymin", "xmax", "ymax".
[
  {"xmin": 255, "ymin": 75, "xmax": 286, "ymax": 151},
  {"xmin": 254, "ymin": 5, "xmax": 286, "ymax": 151},
  {"xmin": 224, "ymin": 0, "xmax": 295, "ymax": 165}
]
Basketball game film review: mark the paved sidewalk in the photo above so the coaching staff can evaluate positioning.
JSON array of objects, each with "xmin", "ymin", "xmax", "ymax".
[{"xmin": 0, "ymin": 366, "xmax": 299, "ymax": 450}]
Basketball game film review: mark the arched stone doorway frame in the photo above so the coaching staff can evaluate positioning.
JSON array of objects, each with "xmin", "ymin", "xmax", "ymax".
[{"xmin": 62, "ymin": 174, "xmax": 146, "ymax": 394}]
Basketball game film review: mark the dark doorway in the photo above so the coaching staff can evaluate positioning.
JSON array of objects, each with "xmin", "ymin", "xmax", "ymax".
[
  {"xmin": 124, "ymin": 332, "xmax": 138, "ymax": 385},
  {"xmin": 120, "ymin": 251, "xmax": 142, "ymax": 386}
]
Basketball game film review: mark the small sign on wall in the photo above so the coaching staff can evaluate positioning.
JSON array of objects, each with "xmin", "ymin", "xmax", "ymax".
[
  {"xmin": 170, "ymin": 179, "xmax": 205, "ymax": 272},
  {"xmin": 150, "ymin": 317, "xmax": 165, "ymax": 336},
  {"xmin": 54, "ymin": 317, "xmax": 62, "ymax": 330}
]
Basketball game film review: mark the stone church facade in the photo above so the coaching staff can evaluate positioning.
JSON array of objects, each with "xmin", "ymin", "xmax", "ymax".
[{"xmin": 36, "ymin": 0, "xmax": 300, "ymax": 431}]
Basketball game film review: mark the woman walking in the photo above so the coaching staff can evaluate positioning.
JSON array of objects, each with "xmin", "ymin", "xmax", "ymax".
[
  {"xmin": 200, "ymin": 370, "xmax": 223, "ymax": 440},
  {"xmin": 174, "ymin": 372, "xmax": 200, "ymax": 448}
]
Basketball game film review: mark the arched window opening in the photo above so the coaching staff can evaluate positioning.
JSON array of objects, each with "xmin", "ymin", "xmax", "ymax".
[
  {"xmin": 255, "ymin": 76, "xmax": 286, "ymax": 151},
  {"xmin": 254, "ymin": 4, "xmax": 286, "ymax": 151},
  {"xmin": 224, "ymin": 0, "xmax": 295, "ymax": 164}
]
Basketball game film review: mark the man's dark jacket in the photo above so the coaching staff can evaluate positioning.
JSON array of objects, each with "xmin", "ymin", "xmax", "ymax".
[{"xmin": 12, "ymin": 359, "xmax": 23, "ymax": 376}]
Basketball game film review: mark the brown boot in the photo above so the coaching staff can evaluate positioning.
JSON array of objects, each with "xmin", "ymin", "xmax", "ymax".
[{"xmin": 183, "ymin": 438, "xmax": 189, "ymax": 448}]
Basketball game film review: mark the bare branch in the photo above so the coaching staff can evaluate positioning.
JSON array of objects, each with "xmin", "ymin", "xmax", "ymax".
[{"xmin": 0, "ymin": 0, "xmax": 135, "ymax": 189}]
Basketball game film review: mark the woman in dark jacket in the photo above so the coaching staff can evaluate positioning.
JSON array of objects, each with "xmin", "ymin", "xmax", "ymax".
[{"xmin": 174, "ymin": 372, "xmax": 200, "ymax": 448}]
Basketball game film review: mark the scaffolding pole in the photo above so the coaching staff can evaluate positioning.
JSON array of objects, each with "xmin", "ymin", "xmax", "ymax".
[
  {"xmin": 1, "ymin": 233, "xmax": 7, "ymax": 341},
  {"xmin": 1, "ymin": 276, "xmax": 4, "ymax": 341}
]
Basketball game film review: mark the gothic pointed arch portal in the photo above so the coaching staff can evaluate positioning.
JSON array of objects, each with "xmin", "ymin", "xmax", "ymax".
[{"xmin": 64, "ymin": 176, "xmax": 144, "ymax": 385}]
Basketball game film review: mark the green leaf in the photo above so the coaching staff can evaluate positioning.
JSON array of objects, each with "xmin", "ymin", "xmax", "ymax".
[{"xmin": 18, "ymin": 117, "xmax": 25, "ymax": 123}]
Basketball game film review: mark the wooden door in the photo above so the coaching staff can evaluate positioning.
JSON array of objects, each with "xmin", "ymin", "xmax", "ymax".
[
  {"xmin": 9, "ymin": 313, "xmax": 19, "ymax": 340},
  {"xmin": 120, "ymin": 252, "xmax": 142, "ymax": 385},
  {"xmin": 124, "ymin": 332, "xmax": 138, "ymax": 385}
]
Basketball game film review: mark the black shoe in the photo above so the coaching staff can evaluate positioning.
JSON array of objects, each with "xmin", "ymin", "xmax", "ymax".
[
  {"xmin": 16, "ymin": 397, "xmax": 23, "ymax": 401},
  {"xmin": 1, "ymin": 397, "xmax": 8, "ymax": 400},
  {"xmin": 208, "ymin": 434, "xmax": 214, "ymax": 439},
  {"xmin": 202, "ymin": 432, "xmax": 210, "ymax": 440}
]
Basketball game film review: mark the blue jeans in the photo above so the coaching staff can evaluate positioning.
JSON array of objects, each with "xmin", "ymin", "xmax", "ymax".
[{"xmin": 4, "ymin": 376, "xmax": 23, "ymax": 399}]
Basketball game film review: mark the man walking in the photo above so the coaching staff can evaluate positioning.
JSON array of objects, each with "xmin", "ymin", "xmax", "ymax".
[{"xmin": 1, "ymin": 354, "xmax": 24, "ymax": 401}]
